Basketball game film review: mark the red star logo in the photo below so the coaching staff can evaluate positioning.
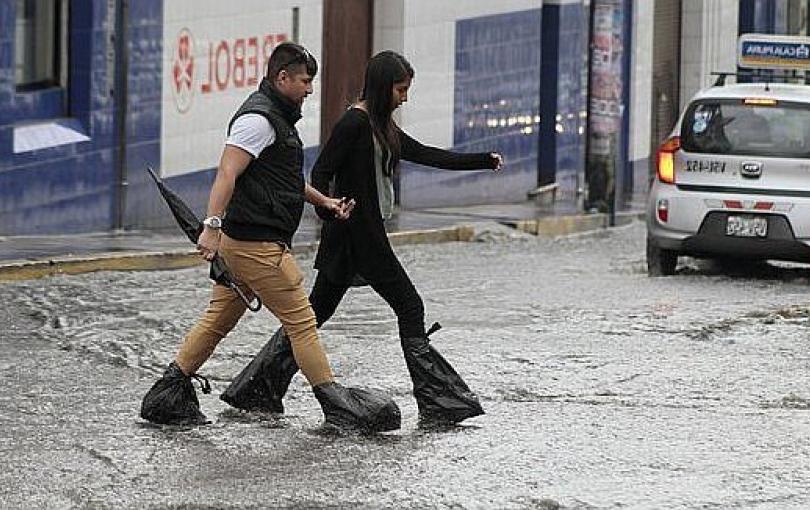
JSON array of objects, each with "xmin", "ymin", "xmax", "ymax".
[{"xmin": 173, "ymin": 32, "xmax": 194, "ymax": 94}]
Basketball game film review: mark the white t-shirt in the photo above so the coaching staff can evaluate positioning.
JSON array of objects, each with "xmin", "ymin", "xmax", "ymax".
[{"xmin": 225, "ymin": 113, "xmax": 276, "ymax": 157}]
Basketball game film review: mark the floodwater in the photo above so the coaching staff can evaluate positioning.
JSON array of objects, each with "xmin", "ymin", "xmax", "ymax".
[{"xmin": 2, "ymin": 221, "xmax": 810, "ymax": 509}]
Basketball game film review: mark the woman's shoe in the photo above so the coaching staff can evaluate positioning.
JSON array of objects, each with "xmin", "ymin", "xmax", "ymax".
[
  {"xmin": 401, "ymin": 323, "xmax": 484, "ymax": 426},
  {"xmin": 220, "ymin": 327, "xmax": 297, "ymax": 413}
]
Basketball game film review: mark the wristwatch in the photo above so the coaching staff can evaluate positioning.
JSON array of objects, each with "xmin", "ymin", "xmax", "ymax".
[{"xmin": 203, "ymin": 215, "xmax": 222, "ymax": 229}]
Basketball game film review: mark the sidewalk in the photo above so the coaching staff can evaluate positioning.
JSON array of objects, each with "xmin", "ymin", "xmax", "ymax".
[{"xmin": 0, "ymin": 200, "xmax": 645, "ymax": 281}]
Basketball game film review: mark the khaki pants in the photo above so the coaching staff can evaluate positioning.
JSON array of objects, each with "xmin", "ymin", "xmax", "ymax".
[{"xmin": 175, "ymin": 234, "xmax": 333, "ymax": 387}]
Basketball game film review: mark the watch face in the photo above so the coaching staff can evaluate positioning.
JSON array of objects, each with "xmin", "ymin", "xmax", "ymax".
[{"xmin": 205, "ymin": 216, "xmax": 222, "ymax": 228}]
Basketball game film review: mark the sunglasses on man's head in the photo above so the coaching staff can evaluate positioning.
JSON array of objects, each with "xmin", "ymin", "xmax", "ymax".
[{"xmin": 282, "ymin": 47, "xmax": 313, "ymax": 70}]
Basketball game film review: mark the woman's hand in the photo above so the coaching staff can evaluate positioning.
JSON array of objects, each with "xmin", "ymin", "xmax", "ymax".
[
  {"xmin": 490, "ymin": 152, "xmax": 504, "ymax": 172},
  {"xmin": 322, "ymin": 196, "xmax": 356, "ymax": 220},
  {"xmin": 197, "ymin": 227, "xmax": 221, "ymax": 261}
]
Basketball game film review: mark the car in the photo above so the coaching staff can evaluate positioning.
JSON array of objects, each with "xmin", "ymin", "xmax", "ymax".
[{"xmin": 646, "ymin": 79, "xmax": 810, "ymax": 276}]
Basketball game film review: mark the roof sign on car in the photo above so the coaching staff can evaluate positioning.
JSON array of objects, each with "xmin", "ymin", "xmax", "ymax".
[{"xmin": 738, "ymin": 34, "xmax": 810, "ymax": 70}]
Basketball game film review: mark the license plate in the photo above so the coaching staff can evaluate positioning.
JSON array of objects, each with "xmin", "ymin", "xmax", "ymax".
[{"xmin": 726, "ymin": 215, "xmax": 768, "ymax": 237}]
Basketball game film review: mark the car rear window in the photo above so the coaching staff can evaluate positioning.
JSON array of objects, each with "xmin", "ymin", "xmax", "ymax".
[{"xmin": 681, "ymin": 99, "xmax": 810, "ymax": 158}]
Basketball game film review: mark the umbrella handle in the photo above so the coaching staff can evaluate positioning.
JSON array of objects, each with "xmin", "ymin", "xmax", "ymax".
[{"xmin": 232, "ymin": 284, "xmax": 262, "ymax": 312}]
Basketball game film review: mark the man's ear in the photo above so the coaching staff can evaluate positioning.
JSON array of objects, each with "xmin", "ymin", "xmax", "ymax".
[{"xmin": 275, "ymin": 69, "xmax": 288, "ymax": 87}]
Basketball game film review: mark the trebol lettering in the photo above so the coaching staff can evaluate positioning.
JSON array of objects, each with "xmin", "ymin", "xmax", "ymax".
[
  {"xmin": 171, "ymin": 29, "xmax": 289, "ymax": 113},
  {"xmin": 201, "ymin": 33, "xmax": 288, "ymax": 94}
]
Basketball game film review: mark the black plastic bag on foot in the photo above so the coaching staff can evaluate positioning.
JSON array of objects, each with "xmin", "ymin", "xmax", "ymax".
[
  {"xmin": 313, "ymin": 382, "xmax": 401, "ymax": 433},
  {"xmin": 140, "ymin": 362, "xmax": 210, "ymax": 426},
  {"xmin": 402, "ymin": 323, "xmax": 485, "ymax": 426},
  {"xmin": 220, "ymin": 327, "xmax": 297, "ymax": 413}
]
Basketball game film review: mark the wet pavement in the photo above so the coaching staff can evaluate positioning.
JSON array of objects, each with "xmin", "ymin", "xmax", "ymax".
[{"xmin": 3, "ymin": 220, "xmax": 810, "ymax": 509}]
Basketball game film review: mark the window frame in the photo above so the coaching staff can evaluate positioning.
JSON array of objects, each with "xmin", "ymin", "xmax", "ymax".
[{"xmin": 13, "ymin": 0, "xmax": 70, "ymax": 122}]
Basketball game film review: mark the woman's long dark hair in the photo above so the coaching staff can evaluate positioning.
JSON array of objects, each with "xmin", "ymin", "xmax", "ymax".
[{"xmin": 360, "ymin": 51, "xmax": 414, "ymax": 176}]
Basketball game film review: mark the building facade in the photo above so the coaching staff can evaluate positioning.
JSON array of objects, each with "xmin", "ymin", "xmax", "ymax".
[
  {"xmin": 1, "ymin": 0, "xmax": 602, "ymax": 235},
  {"xmin": 12, "ymin": 1, "xmax": 802, "ymax": 236}
]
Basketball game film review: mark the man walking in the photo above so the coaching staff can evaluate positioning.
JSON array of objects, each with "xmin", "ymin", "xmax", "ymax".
[{"xmin": 140, "ymin": 42, "xmax": 399, "ymax": 433}]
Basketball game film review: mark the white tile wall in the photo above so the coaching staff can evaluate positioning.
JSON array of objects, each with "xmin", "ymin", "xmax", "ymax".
[
  {"xmin": 630, "ymin": 0, "xmax": 654, "ymax": 162},
  {"xmin": 680, "ymin": 0, "xmax": 739, "ymax": 107},
  {"xmin": 161, "ymin": 0, "xmax": 323, "ymax": 178},
  {"xmin": 373, "ymin": 0, "xmax": 406, "ymax": 53}
]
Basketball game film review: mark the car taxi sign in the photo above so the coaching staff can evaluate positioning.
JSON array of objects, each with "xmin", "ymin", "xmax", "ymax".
[{"xmin": 738, "ymin": 34, "xmax": 810, "ymax": 70}]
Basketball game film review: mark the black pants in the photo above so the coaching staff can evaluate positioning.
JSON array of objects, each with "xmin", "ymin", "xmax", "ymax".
[{"xmin": 309, "ymin": 261, "xmax": 426, "ymax": 339}]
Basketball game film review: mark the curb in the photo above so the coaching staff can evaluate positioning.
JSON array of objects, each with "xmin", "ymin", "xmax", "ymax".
[
  {"xmin": 502, "ymin": 211, "xmax": 643, "ymax": 236},
  {"xmin": 0, "ymin": 250, "xmax": 203, "ymax": 282},
  {"xmin": 0, "ymin": 214, "xmax": 644, "ymax": 282},
  {"xmin": 0, "ymin": 225, "xmax": 476, "ymax": 282},
  {"xmin": 388, "ymin": 225, "xmax": 476, "ymax": 245}
]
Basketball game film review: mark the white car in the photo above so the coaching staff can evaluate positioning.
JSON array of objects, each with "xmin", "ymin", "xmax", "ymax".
[{"xmin": 646, "ymin": 81, "xmax": 810, "ymax": 275}]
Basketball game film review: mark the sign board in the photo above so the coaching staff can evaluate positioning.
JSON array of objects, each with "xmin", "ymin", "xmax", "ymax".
[
  {"xmin": 160, "ymin": 0, "xmax": 322, "ymax": 178},
  {"xmin": 738, "ymin": 34, "xmax": 810, "ymax": 70}
]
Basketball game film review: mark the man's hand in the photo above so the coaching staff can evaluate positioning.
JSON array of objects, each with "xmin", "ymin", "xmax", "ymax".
[
  {"xmin": 197, "ymin": 227, "xmax": 221, "ymax": 261},
  {"xmin": 322, "ymin": 196, "xmax": 356, "ymax": 220},
  {"xmin": 196, "ymin": 144, "xmax": 251, "ymax": 262}
]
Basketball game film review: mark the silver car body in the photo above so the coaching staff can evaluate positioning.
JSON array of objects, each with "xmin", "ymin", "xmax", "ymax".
[{"xmin": 647, "ymin": 82, "xmax": 810, "ymax": 268}]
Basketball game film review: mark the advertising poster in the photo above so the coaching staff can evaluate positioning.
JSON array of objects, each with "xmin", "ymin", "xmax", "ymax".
[{"xmin": 585, "ymin": 0, "xmax": 628, "ymax": 212}]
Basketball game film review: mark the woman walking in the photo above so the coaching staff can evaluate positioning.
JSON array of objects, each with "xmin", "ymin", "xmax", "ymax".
[{"xmin": 223, "ymin": 51, "xmax": 503, "ymax": 426}]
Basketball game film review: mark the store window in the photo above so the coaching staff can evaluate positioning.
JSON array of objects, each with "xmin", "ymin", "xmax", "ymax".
[
  {"xmin": 12, "ymin": 0, "xmax": 85, "ymax": 154},
  {"xmin": 15, "ymin": 0, "xmax": 69, "ymax": 92}
]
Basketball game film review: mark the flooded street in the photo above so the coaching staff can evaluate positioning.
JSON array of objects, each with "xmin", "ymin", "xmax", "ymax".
[{"xmin": 3, "ymin": 220, "xmax": 810, "ymax": 509}]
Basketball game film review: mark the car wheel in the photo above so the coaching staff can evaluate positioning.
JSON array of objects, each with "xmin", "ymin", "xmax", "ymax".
[{"xmin": 646, "ymin": 238, "xmax": 678, "ymax": 276}]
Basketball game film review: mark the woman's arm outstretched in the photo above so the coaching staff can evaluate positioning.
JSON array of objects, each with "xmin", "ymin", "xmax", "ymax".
[{"xmin": 399, "ymin": 129, "xmax": 502, "ymax": 171}]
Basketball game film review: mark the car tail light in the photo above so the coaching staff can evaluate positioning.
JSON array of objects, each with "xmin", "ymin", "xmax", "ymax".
[
  {"xmin": 656, "ymin": 136, "xmax": 680, "ymax": 184},
  {"xmin": 657, "ymin": 199, "xmax": 669, "ymax": 222}
]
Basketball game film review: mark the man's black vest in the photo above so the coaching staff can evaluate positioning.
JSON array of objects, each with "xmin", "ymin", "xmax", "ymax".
[{"xmin": 222, "ymin": 78, "xmax": 305, "ymax": 245}]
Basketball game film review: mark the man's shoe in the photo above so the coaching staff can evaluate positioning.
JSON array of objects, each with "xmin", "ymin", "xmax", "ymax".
[
  {"xmin": 313, "ymin": 382, "xmax": 401, "ymax": 433},
  {"xmin": 140, "ymin": 362, "xmax": 210, "ymax": 426}
]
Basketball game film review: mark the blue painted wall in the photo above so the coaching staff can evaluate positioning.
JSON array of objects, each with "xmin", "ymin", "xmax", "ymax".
[
  {"xmin": 0, "ymin": 2, "xmax": 12, "ymax": 164},
  {"xmin": 121, "ymin": 0, "xmax": 165, "ymax": 230},
  {"xmin": 540, "ymin": 1, "xmax": 588, "ymax": 199},
  {"xmin": 0, "ymin": 0, "xmax": 121, "ymax": 235},
  {"xmin": 399, "ymin": 8, "xmax": 543, "ymax": 208}
]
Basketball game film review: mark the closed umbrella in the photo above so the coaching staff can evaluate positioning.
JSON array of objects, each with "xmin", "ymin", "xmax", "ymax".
[{"xmin": 146, "ymin": 166, "xmax": 261, "ymax": 312}]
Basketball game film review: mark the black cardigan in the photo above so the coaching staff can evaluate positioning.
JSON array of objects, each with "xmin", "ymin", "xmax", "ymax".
[{"xmin": 312, "ymin": 108, "xmax": 496, "ymax": 284}]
